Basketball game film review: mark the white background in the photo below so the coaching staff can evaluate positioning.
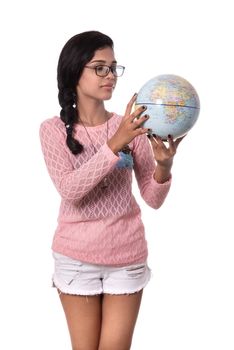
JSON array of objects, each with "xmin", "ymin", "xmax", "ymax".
[{"xmin": 0, "ymin": 0, "xmax": 233, "ymax": 349}]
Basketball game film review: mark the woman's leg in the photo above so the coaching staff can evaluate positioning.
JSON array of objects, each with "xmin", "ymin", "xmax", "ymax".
[
  {"xmin": 98, "ymin": 290, "xmax": 143, "ymax": 350},
  {"xmin": 59, "ymin": 292, "xmax": 103, "ymax": 350}
]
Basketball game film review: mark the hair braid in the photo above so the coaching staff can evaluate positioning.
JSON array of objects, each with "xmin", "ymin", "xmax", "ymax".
[{"xmin": 59, "ymin": 88, "xmax": 83, "ymax": 154}]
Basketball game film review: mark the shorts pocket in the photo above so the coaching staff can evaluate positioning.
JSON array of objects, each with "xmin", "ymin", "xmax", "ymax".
[
  {"xmin": 125, "ymin": 264, "xmax": 146, "ymax": 279},
  {"xmin": 58, "ymin": 266, "xmax": 82, "ymax": 285},
  {"xmin": 53, "ymin": 253, "xmax": 83, "ymax": 285}
]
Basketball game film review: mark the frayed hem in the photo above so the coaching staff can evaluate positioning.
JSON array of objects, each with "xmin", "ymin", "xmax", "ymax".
[{"xmin": 103, "ymin": 290, "xmax": 143, "ymax": 296}]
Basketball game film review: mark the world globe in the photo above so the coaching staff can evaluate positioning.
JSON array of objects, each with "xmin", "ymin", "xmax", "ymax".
[{"xmin": 135, "ymin": 74, "xmax": 200, "ymax": 140}]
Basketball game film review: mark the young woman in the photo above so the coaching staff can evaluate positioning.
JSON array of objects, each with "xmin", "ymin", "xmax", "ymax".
[{"xmin": 40, "ymin": 30, "xmax": 183, "ymax": 350}]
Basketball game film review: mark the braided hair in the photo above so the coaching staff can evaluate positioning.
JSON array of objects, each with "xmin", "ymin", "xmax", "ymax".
[{"xmin": 57, "ymin": 31, "xmax": 114, "ymax": 154}]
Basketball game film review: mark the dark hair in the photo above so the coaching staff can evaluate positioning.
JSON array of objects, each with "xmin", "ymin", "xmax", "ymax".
[{"xmin": 57, "ymin": 31, "xmax": 114, "ymax": 154}]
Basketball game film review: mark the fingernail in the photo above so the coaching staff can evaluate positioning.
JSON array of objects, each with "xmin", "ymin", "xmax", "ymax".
[
  {"xmin": 133, "ymin": 93, "xmax": 137, "ymax": 97},
  {"xmin": 142, "ymin": 105, "xmax": 147, "ymax": 110},
  {"xmin": 147, "ymin": 134, "xmax": 151, "ymax": 138},
  {"xmin": 144, "ymin": 114, "xmax": 149, "ymax": 118},
  {"xmin": 168, "ymin": 134, "xmax": 172, "ymax": 138}
]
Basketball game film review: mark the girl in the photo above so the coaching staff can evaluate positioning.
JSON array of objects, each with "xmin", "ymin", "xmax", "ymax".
[{"xmin": 40, "ymin": 31, "xmax": 183, "ymax": 350}]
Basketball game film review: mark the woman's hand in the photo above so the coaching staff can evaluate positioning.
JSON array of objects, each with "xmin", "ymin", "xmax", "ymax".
[
  {"xmin": 148, "ymin": 134, "xmax": 185, "ymax": 183},
  {"xmin": 107, "ymin": 94, "xmax": 149, "ymax": 154}
]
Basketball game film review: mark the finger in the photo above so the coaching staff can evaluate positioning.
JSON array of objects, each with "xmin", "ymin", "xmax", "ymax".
[
  {"xmin": 153, "ymin": 134, "xmax": 163, "ymax": 143},
  {"xmin": 133, "ymin": 126, "xmax": 150, "ymax": 137},
  {"xmin": 174, "ymin": 134, "xmax": 186, "ymax": 148},
  {"xmin": 152, "ymin": 134, "xmax": 166, "ymax": 149},
  {"xmin": 130, "ymin": 105, "xmax": 147, "ymax": 122},
  {"xmin": 124, "ymin": 93, "xmax": 138, "ymax": 117},
  {"xmin": 148, "ymin": 134, "xmax": 159, "ymax": 150},
  {"xmin": 132, "ymin": 113, "xmax": 149, "ymax": 127},
  {"xmin": 167, "ymin": 134, "xmax": 176, "ymax": 152}
]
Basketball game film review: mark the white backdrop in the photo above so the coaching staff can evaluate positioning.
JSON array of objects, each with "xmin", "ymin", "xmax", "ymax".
[{"xmin": 0, "ymin": 0, "xmax": 233, "ymax": 349}]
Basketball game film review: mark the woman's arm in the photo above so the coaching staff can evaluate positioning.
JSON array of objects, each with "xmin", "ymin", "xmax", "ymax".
[
  {"xmin": 39, "ymin": 118, "xmax": 119, "ymax": 202},
  {"xmin": 133, "ymin": 134, "xmax": 172, "ymax": 209}
]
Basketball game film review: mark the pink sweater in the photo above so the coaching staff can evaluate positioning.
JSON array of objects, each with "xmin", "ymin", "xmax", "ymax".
[{"xmin": 39, "ymin": 113, "xmax": 171, "ymax": 266}]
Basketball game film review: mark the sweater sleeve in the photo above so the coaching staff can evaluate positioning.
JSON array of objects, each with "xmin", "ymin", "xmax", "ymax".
[
  {"xmin": 133, "ymin": 134, "xmax": 172, "ymax": 209},
  {"xmin": 39, "ymin": 118, "xmax": 119, "ymax": 202}
]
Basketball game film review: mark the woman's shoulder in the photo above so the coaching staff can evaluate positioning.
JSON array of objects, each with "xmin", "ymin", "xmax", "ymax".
[
  {"xmin": 40, "ymin": 116, "xmax": 65, "ymax": 135},
  {"xmin": 111, "ymin": 112, "xmax": 123, "ymax": 120}
]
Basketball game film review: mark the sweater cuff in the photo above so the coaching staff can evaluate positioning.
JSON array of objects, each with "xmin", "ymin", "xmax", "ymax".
[{"xmin": 101, "ymin": 142, "xmax": 120, "ymax": 164}]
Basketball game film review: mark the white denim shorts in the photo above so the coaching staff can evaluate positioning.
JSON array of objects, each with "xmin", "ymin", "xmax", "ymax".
[{"xmin": 52, "ymin": 252, "xmax": 151, "ymax": 295}]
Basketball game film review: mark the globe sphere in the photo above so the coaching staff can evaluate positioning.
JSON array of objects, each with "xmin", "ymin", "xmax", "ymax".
[{"xmin": 135, "ymin": 74, "xmax": 200, "ymax": 140}]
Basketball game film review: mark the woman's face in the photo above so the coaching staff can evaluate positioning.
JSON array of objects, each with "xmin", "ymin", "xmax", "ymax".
[{"xmin": 76, "ymin": 47, "xmax": 117, "ymax": 102}]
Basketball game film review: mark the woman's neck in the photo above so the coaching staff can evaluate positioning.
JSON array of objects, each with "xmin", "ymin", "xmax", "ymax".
[{"xmin": 77, "ymin": 102, "xmax": 108, "ymax": 127}]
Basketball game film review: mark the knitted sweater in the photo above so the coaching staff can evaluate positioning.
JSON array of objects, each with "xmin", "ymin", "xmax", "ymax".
[{"xmin": 39, "ymin": 113, "xmax": 171, "ymax": 266}]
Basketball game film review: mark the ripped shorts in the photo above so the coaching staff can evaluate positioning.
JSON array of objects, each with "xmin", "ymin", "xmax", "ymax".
[{"xmin": 52, "ymin": 252, "xmax": 151, "ymax": 296}]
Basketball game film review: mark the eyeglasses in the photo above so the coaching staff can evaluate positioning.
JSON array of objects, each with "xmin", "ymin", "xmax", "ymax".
[{"xmin": 84, "ymin": 65, "xmax": 125, "ymax": 77}]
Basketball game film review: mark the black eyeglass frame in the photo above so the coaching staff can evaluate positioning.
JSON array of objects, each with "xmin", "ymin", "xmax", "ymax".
[{"xmin": 84, "ymin": 64, "xmax": 125, "ymax": 77}]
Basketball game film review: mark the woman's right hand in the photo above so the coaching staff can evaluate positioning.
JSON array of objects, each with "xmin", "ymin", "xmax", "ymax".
[{"xmin": 107, "ymin": 94, "xmax": 150, "ymax": 154}]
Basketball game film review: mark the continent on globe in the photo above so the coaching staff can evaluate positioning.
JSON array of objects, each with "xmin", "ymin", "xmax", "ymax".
[{"xmin": 135, "ymin": 74, "xmax": 200, "ymax": 140}]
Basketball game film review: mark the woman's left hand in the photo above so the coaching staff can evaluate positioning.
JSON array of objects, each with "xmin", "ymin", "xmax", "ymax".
[
  {"xmin": 149, "ymin": 134, "xmax": 184, "ymax": 166},
  {"xmin": 148, "ymin": 134, "xmax": 185, "ymax": 183}
]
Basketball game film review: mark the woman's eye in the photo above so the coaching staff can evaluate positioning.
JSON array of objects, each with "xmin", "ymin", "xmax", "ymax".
[{"xmin": 96, "ymin": 66, "xmax": 106, "ymax": 73}]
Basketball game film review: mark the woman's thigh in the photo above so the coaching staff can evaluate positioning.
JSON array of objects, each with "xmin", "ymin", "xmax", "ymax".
[
  {"xmin": 59, "ymin": 293, "xmax": 103, "ymax": 350},
  {"xmin": 98, "ymin": 290, "xmax": 143, "ymax": 350}
]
